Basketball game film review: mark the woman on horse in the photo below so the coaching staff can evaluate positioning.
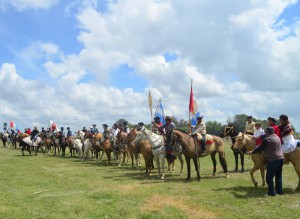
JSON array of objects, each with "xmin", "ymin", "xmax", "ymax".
[{"xmin": 278, "ymin": 114, "xmax": 300, "ymax": 153}]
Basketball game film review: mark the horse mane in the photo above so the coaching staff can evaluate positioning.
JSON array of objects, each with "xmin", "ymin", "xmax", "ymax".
[{"xmin": 174, "ymin": 129, "xmax": 189, "ymax": 134}]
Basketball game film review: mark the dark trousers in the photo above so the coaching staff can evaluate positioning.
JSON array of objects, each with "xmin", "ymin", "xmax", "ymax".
[
  {"xmin": 266, "ymin": 159, "xmax": 283, "ymax": 196},
  {"xmin": 201, "ymin": 134, "xmax": 206, "ymax": 152}
]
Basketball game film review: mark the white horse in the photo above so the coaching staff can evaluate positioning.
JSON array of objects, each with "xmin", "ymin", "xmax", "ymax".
[
  {"xmin": 76, "ymin": 130, "xmax": 85, "ymax": 141},
  {"xmin": 134, "ymin": 125, "xmax": 166, "ymax": 179},
  {"xmin": 71, "ymin": 138, "xmax": 83, "ymax": 159},
  {"xmin": 83, "ymin": 138, "xmax": 93, "ymax": 160}
]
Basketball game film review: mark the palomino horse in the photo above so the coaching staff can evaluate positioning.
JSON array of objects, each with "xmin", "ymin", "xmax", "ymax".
[
  {"xmin": 235, "ymin": 132, "xmax": 300, "ymax": 192},
  {"xmin": 172, "ymin": 129, "xmax": 229, "ymax": 181},
  {"xmin": 124, "ymin": 128, "xmax": 153, "ymax": 173},
  {"xmin": 134, "ymin": 126, "xmax": 165, "ymax": 179},
  {"xmin": 40, "ymin": 132, "xmax": 53, "ymax": 153},
  {"xmin": 219, "ymin": 124, "xmax": 245, "ymax": 172},
  {"xmin": 234, "ymin": 132, "xmax": 266, "ymax": 187}
]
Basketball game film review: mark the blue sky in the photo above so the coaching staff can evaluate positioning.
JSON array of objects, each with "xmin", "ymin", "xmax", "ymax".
[{"xmin": 1, "ymin": 0, "xmax": 300, "ymax": 131}]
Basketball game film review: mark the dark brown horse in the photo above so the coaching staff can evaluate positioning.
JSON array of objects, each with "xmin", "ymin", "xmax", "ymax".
[
  {"xmin": 219, "ymin": 124, "xmax": 245, "ymax": 172},
  {"xmin": 173, "ymin": 129, "xmax": 229, "ymax": 181}
]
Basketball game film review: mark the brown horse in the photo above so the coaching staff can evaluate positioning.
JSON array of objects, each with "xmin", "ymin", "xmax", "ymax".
[
  {"xmin": 126, "ymin": 128, "xmax": 153, "ymax": 174},
  {"xmin": 173, "ymin": 129, "xmax": 229, "ymax": 181},
  {"xmin": 235, "ymin": 132, "xmax": 300, "ymax": 192},
  {"xmin": 123, "ymin": 128, "xmax": 142, "ymax": 168},
  {"xmin": 115, "ymin": 131, "xmax": 129, "ymax": 166},
  {"xmin": 100, "ymin": 132, "xmax": 114, "ymax": 164},
  {"xmin": 234, "ymin": 133, "xmax": 266, "ymax": 187}
]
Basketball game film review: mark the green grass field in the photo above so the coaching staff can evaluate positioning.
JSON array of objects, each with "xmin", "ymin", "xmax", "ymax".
[{"xmin": 0, "ymin": 142, "xmax": 299, "ymax": 219}]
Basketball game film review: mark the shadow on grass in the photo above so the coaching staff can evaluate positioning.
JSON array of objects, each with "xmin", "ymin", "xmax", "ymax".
[{"xmin": 213, "ymin": 185, "xmax": 296, "ymax": 199}]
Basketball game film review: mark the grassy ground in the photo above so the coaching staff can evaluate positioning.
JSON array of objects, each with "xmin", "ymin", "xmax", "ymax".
[{"xmin": 0, "ymin": 142, "xmax": 299, "ymax": 219}]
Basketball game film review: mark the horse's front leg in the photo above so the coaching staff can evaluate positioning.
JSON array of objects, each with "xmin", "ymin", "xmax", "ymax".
[
  {"xmin": 250, "ymin": 163, "xmax": 261, "ymax": 187},
  {"xmin": 210, "ymin": 152, "xmax": 217, "ymax": 176},
  {"xmin": 160, "ymin": 154, "xmax": 165, "ymax": 180},
  {"xmin": 178, "ymin": 153, "xmax": 184, "ymax": 175},
  {"xmin": 240, "ymin": 153, "xmax": 245, "ymax": 172}
]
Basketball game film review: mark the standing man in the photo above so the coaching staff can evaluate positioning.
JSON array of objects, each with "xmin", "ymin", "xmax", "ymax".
[
  {"xmin": 189, "ymin": 115, "xmax": 206, "ymax": 155},
  {"xmin": 250, "ymin": 127, "xmax": 284, "ymax": 196},
  {"xmin": 245, "ymin": 116, "xmax": 256, "ymax": 135}
]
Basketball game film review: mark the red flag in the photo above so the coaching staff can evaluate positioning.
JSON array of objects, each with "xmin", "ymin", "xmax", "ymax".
[{"xmin": 189, "ymin": 83, "xmax": 194, "ymax": 112}]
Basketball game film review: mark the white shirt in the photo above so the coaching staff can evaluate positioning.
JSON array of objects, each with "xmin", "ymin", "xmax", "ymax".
[
  {"xmin": 111, "ymin": 128, "xmax": 120, "ymax": 137},
  {"xmin": 253, "ymin": 128, "xmax": 265, "ymax": 139}
]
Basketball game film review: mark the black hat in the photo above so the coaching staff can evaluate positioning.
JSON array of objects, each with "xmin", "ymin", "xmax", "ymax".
[
  {"xmin": 154, "ymin": 116, "xmax": 160, "ymax": 121},
  {"xmin": 102, "ymin": 124, "xmax": 108, "ymax": 128},
  {"xmin": 42, "ymin": 127, "xmax": 44, "ymax": 130},
  {"xmin": 61, "ymin": 127, "xmax": 64, "ymax": 130},
  {"xmin": 92, "ymin": 124, "xmax": 96, "ymax": 127},
  {"xmin": 138, "ymin": 122, "xmax": 144, "ymax": 126},
  {"xmin": 123, "ymin": 121, "xmax": 128, "ymax": 125},
  {"xmin": 247, "ymin": 116, "xmax": 253, "ymax": 119},
  {"xmin": 267, "ymin": 117, "xmax": 276, "ymax": 123},
  {"xmin": 83, "ymin": 127, "xmax": 86, "ymax": 129},
  {"xmin": 67, "ymin": 127, "xmax": 70, "ymax": 129}
]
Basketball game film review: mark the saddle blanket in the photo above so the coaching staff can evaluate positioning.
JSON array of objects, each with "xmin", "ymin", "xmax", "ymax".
[{"xmin": 196, "ymin": 134, "xmax": 214, "ymax": 145}]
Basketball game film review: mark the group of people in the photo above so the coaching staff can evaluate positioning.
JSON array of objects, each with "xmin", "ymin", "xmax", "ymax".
[{"xmin": 244, "ymin": 115, "xmax": 300, "ymax": 196}]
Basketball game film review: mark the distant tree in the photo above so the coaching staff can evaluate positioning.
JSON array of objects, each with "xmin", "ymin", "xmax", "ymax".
[
  {"xmin": 206, "ymin": 121, "xmax": 223, "ymax": 135},
  {"xmin": 232, "ymin": 114, "xmax": 249, "ymax": 132}
]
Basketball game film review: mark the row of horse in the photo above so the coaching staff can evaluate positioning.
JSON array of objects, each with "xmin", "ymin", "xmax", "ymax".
[{"xmin": 1, "ymin": 125, "xmax": 299, "ymax": 192}]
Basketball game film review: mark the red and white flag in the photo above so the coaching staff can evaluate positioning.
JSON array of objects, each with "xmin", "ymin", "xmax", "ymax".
[
  {"xmin": 48, "ymin": 120, "xmax": 59, "ymax": 132},
  {"xmin": 9, "ymin": 121, "xmax": 16, "ymax": 130}
]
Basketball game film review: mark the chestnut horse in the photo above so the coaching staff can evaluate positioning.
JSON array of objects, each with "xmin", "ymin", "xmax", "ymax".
[
  {"xmin": 100, "ymin": 132, "xmax": 114, "ymax": 164},
  {"xmin": 172, "ymin": 129, "xmax": 229, "ymax": 181},
  {"xmin": 219, "ymin": 124, "xmax": 245, "ymax": 172},
  {"xmin": 124, "ymin": 128, "xmax": 153, "ymax": 173}
]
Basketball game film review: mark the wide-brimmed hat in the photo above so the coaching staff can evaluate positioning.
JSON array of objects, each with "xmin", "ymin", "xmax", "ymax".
[
  {"xmin": 196, "ymin": 115, "xmax": 204, "ymax": 120},
  {"xmin": 247, "ymin": 116, "xmax": 253, "ymax": 119},
  {"xmin": 267, "ymin": 117, "xmax": 276, "ymax": 123},
  {"xmin": 165, "ymin": 116, "xmax": 172, "ymax": 121},
  {"xmin": 67, "ymin": 127, "xmax": 70, "ymax": 129},
  {"xmin": 102, "ymin": 124, "xmax": 108, "ymax": 128},
  {"xmin": 154, "ymin": 116, "xmax": 161, "ymax": 121},
  {"xmin": 138, "ymin": 122, "xmax": 144, "ymax": 126}
]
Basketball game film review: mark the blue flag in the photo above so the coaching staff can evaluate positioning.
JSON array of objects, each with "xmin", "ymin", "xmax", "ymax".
[
  {"xmin": 154, "ymin": 101, "xmax": 165, "ymax": 125},
  {"xmin": 190, "ymin": 100, "xmax": 201, "ymax": 126}
]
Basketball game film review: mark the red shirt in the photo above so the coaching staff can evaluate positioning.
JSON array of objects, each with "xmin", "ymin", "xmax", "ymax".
[
  {"xmin": 270, "ymin": 125, "xmax": 281, "ymax": 140},
  {"xmin": 27, "ymin": 129, "xmax": 32, "ymax": 135}
]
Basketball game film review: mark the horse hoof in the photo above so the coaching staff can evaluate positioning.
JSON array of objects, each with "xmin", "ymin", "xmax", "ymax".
[
  {"xmin": 226, "ymin": 174, "xmax": 229, "ymax": 178},
  {"xmin": 254, "ymin": 182, "xmax": 258, "ymax": 187},
  {"xmin": 160, "ymin": 176, "xmax": 165, "ymax": 180}
]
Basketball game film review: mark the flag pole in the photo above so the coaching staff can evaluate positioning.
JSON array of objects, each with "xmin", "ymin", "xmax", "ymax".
[
  {"xmin": 154, "ymin": 98, "xmax": 161, "ymax": 116},
  {"xmin": 188, "ymin": 79, "xmax": 193, "ymax": 133},
  {"xmin": 148, "ymin": 90, "xmax": 153, "ymax": 124}
]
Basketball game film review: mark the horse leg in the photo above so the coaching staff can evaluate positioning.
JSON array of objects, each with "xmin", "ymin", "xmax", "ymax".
[
  {"xmin": 118, "ymin": 152, "xmax": 123, "ymax": 167},
  {"xmin": 131, "ymin": 153, "xmax": 134, "ymax": 168},
  {"xmin": 22, "ymin": 145, "xmax": 25, "ymax": 156},
  {"xmin": 161, "ymin": 155, "xmax": 165, "ymax": 179},
  {"xmin": 27, "ymin": 145, "xmax": 31, "ymax": 156},
  {"xmin": 210, "ymin": 151, "xmax": 217, "ymax": 176},
  {"xmin": 185, "ymin": 156, "xmax": 191, "ymax": 181},
  {"xmin": 233, "ymin": 151, "xmax": 238, "ymax": 172},
  {"xmin": 291, "ymin": 161, "xmax": 300, "ymax": 192},
  {"xmin": 250, "ymin": 163, "xmax": 261, "ymax": 187},
  {"xmin": 155, "ymin": 156, "xmax": 161, "ymax": 178},
  {"xmin": 240, "ymin": 153, "xmax": 245, "ymax": 172},
  {"xmin": 193, "ymin": 158, "xmax": 200, "ymax": 181},
  {"xmin": 178, "ymin": 153, "xmax": 184, "ymax": 175},
  {"xmin": 218, "ymin": 152, "xmax": 229, "ymax": 178},
  {"xmin": 99, "ymin": 150, "xmax": 104, "ymax": 160}
]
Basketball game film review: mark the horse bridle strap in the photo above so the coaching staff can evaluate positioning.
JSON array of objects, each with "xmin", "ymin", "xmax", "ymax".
[{"xmin": 152, "ymin": 142, "xmax": 163, "ymax": 150}]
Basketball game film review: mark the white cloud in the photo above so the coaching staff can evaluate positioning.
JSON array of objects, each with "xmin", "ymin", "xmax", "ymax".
[
  {"xmin": 0, "ymin": 0, "xmax": 59, "ymax": 11},
  {"xmin": 1, "ymin": 0, "xmax": 300, "ymax": 131}
]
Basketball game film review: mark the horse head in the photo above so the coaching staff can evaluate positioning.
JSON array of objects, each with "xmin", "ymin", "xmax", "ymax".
[{"xmin": 234, "ymin": 132, "xmax": 245, "ymax": 150}]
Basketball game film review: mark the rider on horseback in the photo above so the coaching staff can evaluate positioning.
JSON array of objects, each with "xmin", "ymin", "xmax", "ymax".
[
  {"xmin": 189, "ymin": 115, "xmax": 206, "ymax": 155},
  {"xmin": 30, "ymin": 126, "xmax": 39, "ymax": 146}
]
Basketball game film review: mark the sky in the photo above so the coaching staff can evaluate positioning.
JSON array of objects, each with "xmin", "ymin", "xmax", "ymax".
[{"xmin": 0, "ymin": 0, "xmax": 300, "ymax": 132}]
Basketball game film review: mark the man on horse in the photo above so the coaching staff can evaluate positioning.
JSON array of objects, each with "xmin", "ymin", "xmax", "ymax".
[
  {"xmin": 267, "ymin": 117, "xmax": 280, "ymax": 138},
  {"xmin": 189, "ymin": 115, "xmax": 206, "ymax": 155},
  {"xmin": 30, "ymin": 126, "xmax": 39, "ymax": 146},
  {"xmin": 152, "ymin": 116, "xmax": 163, "ymax": 134},
  {"xmin": 245, "ymin": 116, "xmax": 255, "ymax": 135},
  {"xmin": 67, "ymin": 127, "xmax": 72, "ymax": 138},
  {"xmin": 123, "ymin": 121, "xmax": 130, "ymax": 133}
]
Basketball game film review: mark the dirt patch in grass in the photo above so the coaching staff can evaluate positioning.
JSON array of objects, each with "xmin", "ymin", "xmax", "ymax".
[{"xmin": 141, "ymin": 195, "xmax": 218, "ymax": 218}]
